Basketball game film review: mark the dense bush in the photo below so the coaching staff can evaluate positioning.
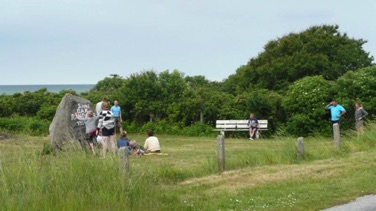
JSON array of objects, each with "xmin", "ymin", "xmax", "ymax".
[
  {"xmin": 124, "ymin": 120, "xmax": 214, "ymax": 137},
  {"xmin": 0, "ymin": 117, "xmax": 49, "ymax": 136},
  {"xmin": 282, "ymin": 76, "xmax": 333, "ymax": 136},
  {"xmin": 336, "ymin": 66, "xmax": 376, "ymax": 120},
  {"xmin": 181, "ymin": 122, "xmax": 214, "ymax": 136},
  {"xmin": 36, "ymin": 105, "xmax": 58, "ymax": 121}
]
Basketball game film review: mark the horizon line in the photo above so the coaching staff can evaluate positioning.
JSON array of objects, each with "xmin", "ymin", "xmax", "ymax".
[{"xmin": 0, "ymin": 84, "xmax": 96, "ymax": 86}]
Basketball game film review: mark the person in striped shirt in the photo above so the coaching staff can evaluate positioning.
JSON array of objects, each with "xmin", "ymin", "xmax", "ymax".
[{"xmin": 97, "ymin": 102, "xmax": 116, "ymax": 158}]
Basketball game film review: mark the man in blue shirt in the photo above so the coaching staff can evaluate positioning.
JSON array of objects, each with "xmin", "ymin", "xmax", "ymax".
[
  {"xmin": 111, "ymin": 100, "xmax": 123, "ymax": 136},
  {"xmin": 325, "ymin": 100, "xmax": 346, "ymax": 131}
]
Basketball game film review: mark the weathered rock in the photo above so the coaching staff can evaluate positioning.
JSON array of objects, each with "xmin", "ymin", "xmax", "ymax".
[{"xmin": 49, "ymin": 93, "xmax": 95, "ymax": 149}]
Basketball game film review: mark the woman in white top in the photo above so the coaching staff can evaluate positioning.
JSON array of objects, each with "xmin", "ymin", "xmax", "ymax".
[
  {"xmin": 97, "ymin": 102, "xmax": 116, "ymax": 157},
  {"xmin": 144, "ymin": 130, "xmax": 161, "ymax": 153}
]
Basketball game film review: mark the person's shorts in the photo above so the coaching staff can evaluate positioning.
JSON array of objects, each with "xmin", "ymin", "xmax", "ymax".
[
  {"xmin": 250, "ymin": 127, "xmax": 257, "ymax": 130},
  {"xmin": 113, "ymin": 117, "xmax": 122, "ymax": 128},
  {"xmin": 356, "ymin": 120, "xmax": 364, "ymax": 129},
  {"xmin": 102, "ymin": 127, "xmax": 115, "ymax": 136},
  {"xmin": 85, "ymin": 130, "xmax": 97, "ymax": 143}
]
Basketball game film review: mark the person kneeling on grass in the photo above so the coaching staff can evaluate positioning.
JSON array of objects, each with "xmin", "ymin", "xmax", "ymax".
[
  {"xmin": 129, "ymin": 140, "xmax": 145, "ymax": 155},
  {"xmin": 144, "ymin": 130, "xmax": 161, "ymax": 153}
]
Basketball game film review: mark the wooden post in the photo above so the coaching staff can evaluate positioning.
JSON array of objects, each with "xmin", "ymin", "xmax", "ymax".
[
  {"xmin": 297, "ymin": 137, "xmax": 304, "ymax": 160},
  {"xmin": 217, "ymin": 134, "xmax": 225, "ymax": 173},
  {"xmin": 256, "ymin": 130, "xmax": 260, "ymax": 139},
  {"xmin": 333, "ymin": 123, "xmax": 341, "ymax": 149},
  {"xmin": 119, "ymin": 147, "xmax": 130, "ymax": 175}
]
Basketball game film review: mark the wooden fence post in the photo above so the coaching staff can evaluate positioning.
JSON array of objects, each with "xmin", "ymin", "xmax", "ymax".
[
  {"xmin": 217, "ymin": 134, "xmax": 225, "ymax": 173},
  {"xmin": 119, "ymin": 147, "xmax": 130, "ymax": 175},
  {"xmin": 297, "ymin": 137, "xmax": 304, "ymax": 160},
  {"xmin": 333, "ymin": 123, "xmax": 341, "ymax": 149},
  {"xmin": 256, "ymin": 130, "xmax": 260, "ymax": 139}
]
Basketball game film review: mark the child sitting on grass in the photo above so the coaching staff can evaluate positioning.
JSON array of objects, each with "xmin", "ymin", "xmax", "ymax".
[{"xmin": 129, "ymin": 140, "xmax": 145, "ymax": 155}]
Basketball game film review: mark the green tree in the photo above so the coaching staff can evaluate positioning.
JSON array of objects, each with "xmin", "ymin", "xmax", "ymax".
[
  {"xmin": 91, "ymin": 74, "xmax": 125, "ymax": 94},
  {"xmin": 0, "ymin": 94, "xmax": 16, "ymax": 117},
  {"xmin": 158, "ymin": 70, "xmax": 187, "ymax": 122},
  {"xmin": 335, "ymin": 66, "xmax": 376, "ymax": 121},
  {"xmin": 121, "ymin": 71, "xmax": 163, "ymax": 124},
  {"xmin": 225, "ymin": 25, "xmax": 374, "ymax": 93},
  {"xmin": 180, "ymin": 76, "xmax": 221, "ymax": 124},
  {"xmin": 82, "ymin": 74, "xmax": 126, "ymax": 109},
  {"xmin": 241, "ymin": 89, "xmax": 283, "ymax": 133},
  {"xmin": 282, "ymin": 76, "xmax": 333, "ymax": 136}
]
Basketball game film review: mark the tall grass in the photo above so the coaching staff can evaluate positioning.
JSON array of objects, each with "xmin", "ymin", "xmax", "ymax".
[{"xmin": 1, "ymin": 124, "xmax": 376, "ymax": 210}]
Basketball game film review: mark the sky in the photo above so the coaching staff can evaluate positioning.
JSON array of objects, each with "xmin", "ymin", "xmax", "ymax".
[{"xmin": 1, "ymin": 0, "xmax": 376, "ymax": 85}]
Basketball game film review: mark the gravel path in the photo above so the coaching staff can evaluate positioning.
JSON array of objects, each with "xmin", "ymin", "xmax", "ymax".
[{"xmin": 322, "ymin": 195, "xmax": 376, "ymax": 211}]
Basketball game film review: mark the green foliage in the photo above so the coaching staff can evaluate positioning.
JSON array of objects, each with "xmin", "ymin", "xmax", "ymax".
[
  {"xmin": 36, "ymin": 105, "xmax": 57, "ymax": 121},
  {"xmin": 285, "ymin": 114, "xmax": 317, "ymax": 136},
  {"xmin": 0, "ymin": 117, "xmax": 49, "ymax": 136},
  {"xmin": 91, "ymin": 74, "xmax": 125, "ymax": 93},
  {"xmin": 225, "ymin": 24, "xmax": 374, "ymax": 93},
  {"xmin": 180, "ymin": 76, "xmax": 222, "ymax": 125},
  {"xmin": 28, "ymin": 119, "xmax": 50, "ymax": 136},
  {"xmin": 0, "ymin": 95, "xmax": 16, "ymax": 117},
  {"xmin": 336, "ymin": 66, "xmax": 376, "ymax": 120},
  {"xmin": 0, "ymin": 88, "xmax": 62, "ymax": 119},
  {"xmin": 135, "ymin": 121, "xmax": 214, "ymax": 136},
  {"xmin": 282, "ymin": 76, "xmax": 333, "ymax": 136},
  {"xmin": 244, "ymin": 89, "xmax": 283, "ymax": 133},
  {"xmin": 181, "ymin": 122, "xmax": 214, "ymax": 136},
  {"xmin": 121, "ymin": 70, "xmax": 163, "ymax": 123},
  {"xmin": 40, "ymin": 143, "xmax": 54, "ymax": 155}
]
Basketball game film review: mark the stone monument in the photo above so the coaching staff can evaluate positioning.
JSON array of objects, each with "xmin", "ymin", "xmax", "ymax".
[{"xmin": 49, "ymin": 93, "xmax": 95, "ymax": 149}]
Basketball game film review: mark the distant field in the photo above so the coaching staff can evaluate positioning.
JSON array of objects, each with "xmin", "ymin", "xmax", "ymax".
[{"xmin": 1, "ymin": 129, "xmax": 376, "ymax": 210}]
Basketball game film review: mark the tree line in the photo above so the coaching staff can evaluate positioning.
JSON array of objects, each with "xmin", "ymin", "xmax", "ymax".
[{"xmin": 1, "ymin": 24, "xmax": 375, "ymax": 137}]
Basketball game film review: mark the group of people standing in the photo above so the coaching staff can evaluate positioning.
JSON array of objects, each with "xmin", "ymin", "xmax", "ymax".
[
  {"xmin": 76, "ymin": 97, "xmax": 161, "ymax": 157},
  {"xmin": 325, "ymin": 100, "xmax": 368, "ymax": 135}
]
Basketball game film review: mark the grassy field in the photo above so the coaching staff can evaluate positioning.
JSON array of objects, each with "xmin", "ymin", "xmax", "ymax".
[{"xmin": 1, "ymin": 125, "xmax": 376, "ymax": 210}]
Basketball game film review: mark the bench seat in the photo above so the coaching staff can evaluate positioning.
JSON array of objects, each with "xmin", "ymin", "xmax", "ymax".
[{"xmin": 213, "ymin": 120, "xmax": 268, "ymax": 139}]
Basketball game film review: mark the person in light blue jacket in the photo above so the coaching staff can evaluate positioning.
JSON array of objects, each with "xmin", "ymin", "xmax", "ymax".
[{"xmin": 325, "ymin": 100, "xmax": 346, "ymax": 134}]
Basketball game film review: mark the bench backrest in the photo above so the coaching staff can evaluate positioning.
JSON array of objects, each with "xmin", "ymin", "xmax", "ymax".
[{"xmin": 215, "ymin": 120, "xmax": 268, "ymax": 130}]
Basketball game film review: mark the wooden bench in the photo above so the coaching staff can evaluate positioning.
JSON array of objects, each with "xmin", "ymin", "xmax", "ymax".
[{"xmin": 213, "ymin": 120, "xmax": 268, "ymax": 139}]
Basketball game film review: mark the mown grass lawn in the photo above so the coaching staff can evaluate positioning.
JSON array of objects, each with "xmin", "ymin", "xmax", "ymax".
[{"xmin": 0, "ymin": 127, "xmax": 375, "ymax": 210}]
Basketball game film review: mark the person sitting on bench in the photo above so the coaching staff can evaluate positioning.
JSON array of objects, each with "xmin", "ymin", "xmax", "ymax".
[{"xmin": 247, "ymin": 113, "xmax": 259, "ymax": 140}]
